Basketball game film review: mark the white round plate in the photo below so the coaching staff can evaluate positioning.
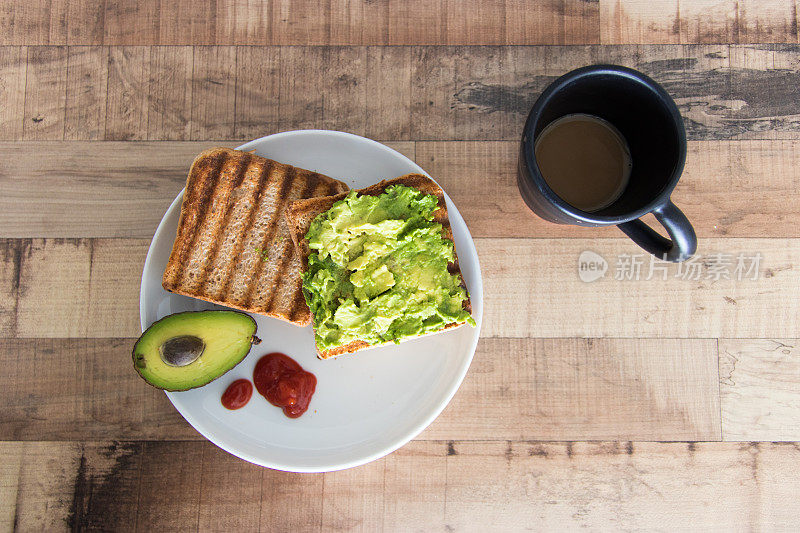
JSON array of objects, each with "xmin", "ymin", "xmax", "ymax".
[{"xmin": 140, "ymin": 130, "xmax": 483, "ymax": 472}]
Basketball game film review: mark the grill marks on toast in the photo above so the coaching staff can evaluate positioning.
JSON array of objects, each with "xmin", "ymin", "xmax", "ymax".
[
  {"xmin": 217, "ymin": 158, "xmax": 272, "ymax": 299},
  {"xmin": 163, "ymin": 151, "xmax": 226, "ymax": 291},
  {"xmin": 261, "ymin": 172, "xmax": 316, "ymax": 313},
  {"xmin": 193, "ymin": 154, "xmax": 252, "ymax": 297},
  {"xmin": 162, "ymin": 148, "xmax": 349, "ymax": 326},
  {"xmin": 179, "ymin": 154, "xmax": 249, "ymax": 294},
  {"xmin": 241, "ymin": 165, "xmax": 298, "ymax": 309}
]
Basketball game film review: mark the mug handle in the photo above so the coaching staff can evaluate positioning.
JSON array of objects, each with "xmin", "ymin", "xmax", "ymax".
[{"xmin": 617, "ymin": 200, "xmax": 697, "ymax": 262}]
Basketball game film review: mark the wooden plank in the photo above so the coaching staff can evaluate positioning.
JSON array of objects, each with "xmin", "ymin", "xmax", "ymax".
[
  {"xmin": 600, "ymin": 0, "xmax": 683, "ymax": 44},
  {"xmin": 8, "ymin": 441, "xmax": 142, "ymax": 531},
  {"xmin": 197, "ymin": 444, "xmax": 262, "ymax": 531},
  {"xmin": 383, "ymin": 442, "xmax": 446, "ymax": 530},
  {"xmin": 271, "ymin": 0, "xmax": 333, "ymax": 45},
  {"xmin": 480, "ymin": 237, "xmax": 800, "ymax": 339},
  {"xmin": 411, "ymin": 46, "xmax": 505, "ymax": 140},
  {"xmin": 157, "ymin": 0, "xmax": 215, "ymax": 45},
  {"xmin": 8, "ymin": 44, "xmax": 800, "ymax": 141},
  {"xmin": 737, "ymin": 0, "xmax": 800, "ymax": 44},
  {"xmin": 422, "ymin": 338, "xmax": 721, "ymax": 441},
  {"xmin": 506, "ymin": 0, "xmax": 600, "ymax": 45},
  {"xmin": 147, "ymin": 46, "xmax": 193, "ymax": 140},
  {"xmin": 105, "ymin": 46, "xmax": 150, "ymax": 141},
  {"xmin": 277, "ymin": 46, "xmax": 325, "ymax": 132},
  {"xmin": 64, "ymin": 46, "xmax": 108, "ymax": 140},
  {"xmin": 261, "ymin": 466, "xmax": 324, "ymax": 531},
  {"xmin": 1, "ymin": 1, "xmax": 798, "ymax": 46},
  {"xmin": 3, "ymin": 441, "xmax": 800, "ymax": 530},
  {"xmin": 365, "ymin": 46, "xmax": 412, "ymax": 140},
  {"xmin": 0, "ymin": 0, "xmax": 67, "ymax": 46},
  {"xmin": 16, "ymin": 239, "xmax": 91, "ymax": 338},
  {"xmin": 12, "ymin": 441, "xmax": 82, "ymax": 531},
  {"xmin": 601, "ymin": 0, "xmax": 799, "ymax": 44},
  {"xmin": 65, "ymin": 0, "xmax": 105, "ymax": 45},
  {"xmin": 3, "ymin": 240, "xmax": 800, "ymax": 340},
  {"xmin": 0, "ymin": 240, "xmax": 21, "ymax": 337},
  {"xmin": 386, "ymin": 0, "xmax": 445, "ymax": 45},
  {"xmin": 0, "ymin": 442, "xmax": 22, "ymax": 532},
  {"xmin": 0, "ymin": 137, "xmax": 799, "ymax": 240},
  {"xmin": 23, "ymin": 46, "xmax": 67, "ymax": 140},
  {"xmin": 0, "ymin": 46, "xmax": 27, "ymax": 140},
  {"xmin": 214, "ymin": 0, "xmax": 272, "ymax": 45},
  {"xmin": 0, "ymin": 141, "xmax": 401, "ymax": 239},
  {"xmin": 0, "ymin": 338, "xmax": 197, "ymax": 440},
  {"xmin": 234, "ymin": 46, "xmax": 281, "ymax": 140},
  {"xmin": 0, "ymin": 142, "xmax": 207, "ymax": 238},
  {"xmin": 103, "ymin": 0, "xmax": 159, "ymax": 45},
  {"xmin": 444, "ymin": 0, "xmax": 507, "ymax": 45},
  {"xmin": 720, "ymin": 338, "xmax": 800, "ymax": 441},
  {"xmin": 321, "ymin": 461, "xmax": 385, "ymax": 531},
  {"xmin": 319, "ymin": 46, "xmax": 367, "ymax": 134},
  {"xmin": 444, "ymin": 441, "xmax": 800, "ymax": 531},
  {"xmin": 191, "ymin": 46, "xmax": 237, "ymax": 140},
  {"xmin": 87, "ymin": 239, "xmax": 149, "ymax": 337},
  {"xmin": 136, "ymin": 441, "xmax": 203, "ymax": 531},
  {"xmin": 0, "ymin": 337, "xmax": 718, "ymax": 441},
  {"xmin": 14, "ymin": 237, "xmax": 145, "ymax": 339}
]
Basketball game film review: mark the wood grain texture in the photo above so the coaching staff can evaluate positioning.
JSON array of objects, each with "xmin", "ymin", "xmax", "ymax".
[
  {"xmin": 23, "ymin": 46, "xmax": 67, "ymax": 140},
  {"xmin": 147, "ymin": 46, "xmax": 193, "ymax": 140},
  {"xmin": 64, "ymin": 46, "xmax": 108, "ymax": 140},
  {"xmin": 191, "ymin": 46, "xmax": 237, "ymax": 140},
  {"xmin": 0, "ymin": 236, "xmax": 794, "ymax": 339},
  {"xmin": 105, "ymin": 47, "xmax": 150, "ymax": 141},
  {"xmin": 480, "ymin": 238, "xmax": 799, "ymax": 339},
  {"xmin": 0, "ymin": 141, "xmax": 412, "ymax": 239},
  {"xmin": 11, "ymin": 239, "xmax": 146, "ymax": 339},
  {"xmin": 0, "ymin": 338, "xmax": 195, "ymax": 441},
  {"xmin": 1, "ymin": 139, "xmax": 798, "ymax": 240},
  {"xmin": 6, "ymin": 1, "xmax": 800, "ymax": 45},
  {"xmin": 0, "ymin": 336, "xmax": 719, "ymax": 441},
  {"xmin": 720, "ymin": 338, "xmax": 800, "ymax": 441},
  {"xmin": 2, "ymin": 440, "xmax": 799, "ymax": 531},
  {"xmin": 423, "ymin": 337, "xmax": 721, "ymax": 441},
  {"xmin": 234, "ymin": 46, "xmax": 280, "ymax": 139},
  {"xmin": 601, "ymin": 0, "xmax": 800, "ymax": 44},
  {"xmin": 5, "ymin": 44, "xmax": 800, "ymax": 141},
  {"xmin": 0, "ymin": 47, "xmax": 27, "ymax": 140}
]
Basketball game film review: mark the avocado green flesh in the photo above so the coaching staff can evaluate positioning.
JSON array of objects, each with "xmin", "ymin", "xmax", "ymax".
[
  {"xmin": 303, "ymin": 184, "xmax": 475, "ymax": 352},
  {"xmin": 133, "ymin": 311, "xmax": 256, "ymax": 391}
]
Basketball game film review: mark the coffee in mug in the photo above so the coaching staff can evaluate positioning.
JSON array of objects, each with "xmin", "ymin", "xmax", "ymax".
[{"xmin": 534, "ymin": 113, "xmax": 632, "ymax": 212}]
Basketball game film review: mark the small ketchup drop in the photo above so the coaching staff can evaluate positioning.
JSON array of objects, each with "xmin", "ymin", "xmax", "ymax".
[
  {"xmin": 221, "ymin": 379, "xmax": 253, "ymax": 410},
  {"xmin": 253, "ymin": 352, "xmax": 316, "ymax": 418}
]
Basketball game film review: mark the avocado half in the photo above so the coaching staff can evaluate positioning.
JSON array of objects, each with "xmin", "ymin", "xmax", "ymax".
[{"xmin": 133, "ymin": 310, "xmax": 260, "ymax": 391}]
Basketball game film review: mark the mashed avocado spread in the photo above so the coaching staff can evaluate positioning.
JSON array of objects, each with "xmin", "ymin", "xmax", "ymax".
[{"xmin": 303, "ymin": 185, "xmax": 475, "ymax": 351}]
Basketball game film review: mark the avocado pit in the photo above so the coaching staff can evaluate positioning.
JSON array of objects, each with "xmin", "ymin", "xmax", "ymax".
[{"xmin": 159, "ymin": 335, "xmax": 205, "ymax": 366}]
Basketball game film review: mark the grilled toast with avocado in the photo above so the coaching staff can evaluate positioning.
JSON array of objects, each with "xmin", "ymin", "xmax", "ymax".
[
  {"xmin": 162, "ymin": 148, "xmax": 349, "ymax": 326},
  {"xmin": 285, "ymin": 174, "xmax": 474, "ymax": 359}
]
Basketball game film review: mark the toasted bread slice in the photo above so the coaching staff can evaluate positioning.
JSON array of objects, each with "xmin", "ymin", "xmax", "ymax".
[
  {"xmin": 285, "ymin": 173, "xmax": 472, "ymax": 358},
  {"xmin": 162, "ymin": 148, "xmax": 349, "ymax": 326}
]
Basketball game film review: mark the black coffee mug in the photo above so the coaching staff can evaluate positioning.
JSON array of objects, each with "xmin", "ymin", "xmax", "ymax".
[{"xmin": 518, "ymin": 64, "xmax": 697, "ymax": 262}]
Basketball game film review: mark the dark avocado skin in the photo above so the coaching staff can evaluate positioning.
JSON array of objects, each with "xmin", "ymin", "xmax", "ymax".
[{"xmin": 133, "ymin": 310, "xmax": 260, "ymax": 392}]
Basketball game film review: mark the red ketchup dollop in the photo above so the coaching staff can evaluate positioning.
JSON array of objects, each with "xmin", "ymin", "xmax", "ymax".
[
  {"xmin": 253, "ymin": 352, "xmax": 317, "ymax": 418},
  {"xmin": 221, "ymin": 379, "xmax": 253, "ymax": 410}
]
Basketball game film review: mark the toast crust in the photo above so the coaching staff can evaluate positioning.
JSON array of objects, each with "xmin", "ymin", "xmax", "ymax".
[
  {"xmin": 162, "ymin": 148, "xmax": 349, "ymax": 326},
  {"xmin": 285, "ymin": 173, "xmax": 473, "ymax": 358}
]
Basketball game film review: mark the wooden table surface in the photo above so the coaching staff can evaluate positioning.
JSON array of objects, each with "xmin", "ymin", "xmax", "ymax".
[{"xmin": 3, "ymin": 1, "xmax": 800, "ymax": 531}]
